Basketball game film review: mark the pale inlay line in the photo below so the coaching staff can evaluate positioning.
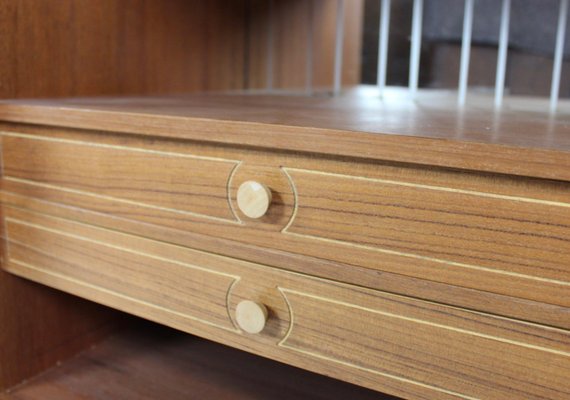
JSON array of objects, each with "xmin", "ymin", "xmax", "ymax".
[
  {"xmin": 283, "ymin": 230, "xmax": 570, "ymax": 287},
  {"xmin": 8, "ymin": 259, "xmax": 240, "ymax": 333},
  {"xmin": 225, "ymin": 278, "xmax": 244, "ymax": 332},
  {"xmin": 280, "ymin": 167, "xmax": 299, "ymax": 232},
  {"xmin": 6, "ymin": 207, "xmax": 569, "ymax": 336},
  {"xmin": 277, "ymin": 286, "xmax": 295, "ymax": 346},
  {"xmin": 279, "ymin": 288, "xmax": 570, "ymax": 357},
  {"xmin": 5, "ymin": 176, "xmax": 240, "ymax": 225},
  {"xmin": 2, "ymin": 205, "xmax": 268, "ymax": 272},
  {"xmin": 226, "ymin": 161, "xmax": 244, "ymax": 224},
  {"xmin": 281, "ymin": 168, "xmax": 570, "ymax": 287},
  {"xmin": 287, "ymin": 271, "xmax": 570, "ymax": 334},
  {"xmin": 6, "ymin": 217, "xmax": 241, "ymax": 280},
  {"xmin": 283, "ymin": 167, "xmax": 570, "ymax": 208},
  {"xmin": 2, "ymin": 131, "xmax": 242, "ymax": 224},
  {"xmin": 0, "ymin": 131, "xmax": 241, "ymax": 163},
  {"xmin": 277, "ymin": 292, "xmax": 480, "ymax": 400},
  {"xmin": 280, "ymin": 345, "xmax": 481, "ymax": 400}
]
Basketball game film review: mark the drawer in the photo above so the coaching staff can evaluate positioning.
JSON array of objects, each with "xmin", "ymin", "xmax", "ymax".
[
  {"xmin": 3, "ymin": 206, "xmax": 570, "ymax": 400},
  {"xmin": 2, "ymin": 128, "xmax": 570, "ymax": 312}
]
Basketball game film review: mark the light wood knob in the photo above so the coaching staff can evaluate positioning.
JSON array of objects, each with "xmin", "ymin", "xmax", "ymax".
[
  {"xmin": 237, "ymin": 181, "xmax": 272, "ymax": 219},
  {"xmin": 235, "ymin": 300, "xmax": 268, "ymax": 334}
]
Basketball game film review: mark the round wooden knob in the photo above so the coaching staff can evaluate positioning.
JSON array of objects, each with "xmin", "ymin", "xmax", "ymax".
[
  {"xmin": 235, "ymin": 300, "xmax": 268, "ymax": 334},
  {"xmin": 237, "ymin": 181, "xmax": 272, "ymax": 219}
]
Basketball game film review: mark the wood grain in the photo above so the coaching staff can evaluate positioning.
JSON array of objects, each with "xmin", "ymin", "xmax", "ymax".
[
  {"xmin": 5, "ymin": 190, "xmax": 568, "ymax": 333},
  {"xmin": 0, "ymin": 0, "xmax": 366, "ymax": 390},
  {"xmin": 2, "ymin": 132, "xmax": 239, "ymax": 222},
  {"xmin": 0, "ymin": 0, "xmax": 250, "ymax": 388},
  {"xmin": 3, "ymin": 126, "xmax": 570, "ymax": 311},
  {"xmin": 0, "ymin": 0, "xmax": 248, "ymax": 99},
  {"xmin": 0, "ymin": 132, "xmax": 119, "ymax": 391},
  {"xmin": 2, "ymin": 207, "xmax": 570, "ymax": 400},
  {"xmin": 0, "ymin": 270, "xmax": 117, "ymax": 391},
  {"xmin": 280, "ymin": 288, "xmax": 570, "ymax": 400},
  {"xmin": 3, "ymin": 320, "xmax": 391, "ymax": 400},
  {"xmin": 6, "ymin": 221, "xmax": 239, "ymax": 333},
  {"xmin": 284, "ymin": 167, "xmax": 570, "ymax": 306},
  {"xmin": 246, "ymin": 0, "xmax": 363, "ymax": 90},
  {"xmin": 3, "ymin": 206, "xmax": 294, "ymax": 346},
  {"xmin": 1, "ymin": 87, "xmax": 570, "ymax": 180},
  {"xmin": 0, "ymin": 0, "xmax": 363, "ymax": 99}
]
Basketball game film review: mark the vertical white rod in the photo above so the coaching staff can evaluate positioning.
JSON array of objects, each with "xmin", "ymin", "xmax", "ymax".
[
  {"xmin": 550, "ymin": 0, "xmax": 568, "ymax": 113},
  {"xmin": 409, "ymin": 0, "xmax": 423, "ymax": 98},
  {"xmin": 458, "ymin": 0, "xmax": 474, "ymax": 107},
  {"xmin": 377, "ymin": 0, "xmax": 391, "ymax": 96},
  {"xmin": 266, "ymin": 0, "xmax": 274, "ymax": 91},
  {"xmin": 333, "ymin": 0, "xmax": 345, "ymax": 95},
  {"xmin": 494, "ymin": 0, "xmax": 510, "ymax": 108},
  {"xmin": 306, "ymin": 0, "xmax": 314, "ymax": 94}
]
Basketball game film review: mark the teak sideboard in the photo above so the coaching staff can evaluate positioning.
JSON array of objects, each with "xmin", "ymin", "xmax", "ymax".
[
  {"xmin": 1, "ymin": 89, "xmax": 570, "ymax": 400},
  {"xmin": 0, "ymin": 2, "xmax": 569, "ymax": 400}
]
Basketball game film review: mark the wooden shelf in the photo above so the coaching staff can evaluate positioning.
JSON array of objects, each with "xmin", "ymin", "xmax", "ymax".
[
  {"xmin": 1, "ymin": 86, "xmax": 570, "ymax": 181},
  {"xmin": 1, "ymin": 320, "xmax": 396, "ymax": 400}
]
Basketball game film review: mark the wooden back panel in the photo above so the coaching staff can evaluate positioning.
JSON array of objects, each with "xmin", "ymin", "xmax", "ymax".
[
  {"xmin": 0, "ymin": 0, "xmax": 363, "ymax": 99},
  {"xmin": 247, "ymin": 0, "xmax": 363, "ymax": 90},
  {"xmin": 0, "ymin": 0, "xmax": 247, "ymax": 98}
]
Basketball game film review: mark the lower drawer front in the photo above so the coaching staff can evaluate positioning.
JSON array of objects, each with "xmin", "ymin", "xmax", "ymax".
[{"xmin": 3, "ymin": 207, "xmax": 570, "ymax": 400}]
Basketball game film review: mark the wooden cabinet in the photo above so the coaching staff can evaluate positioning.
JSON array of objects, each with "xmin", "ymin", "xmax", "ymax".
[
  {"xmin": 1, "ymin": 88, "xmax": 570, "ymax": 399},
  {"xmin": 1, "ymin": 2, "xmax": 569, "ymax": 399}
]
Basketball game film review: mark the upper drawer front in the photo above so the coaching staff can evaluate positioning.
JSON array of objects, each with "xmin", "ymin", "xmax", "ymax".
[
  {"xmin": 3, "ymin": 206, "xmax": 570, "ymax": 400},
  {"xmin": 2, "ymin": 128, "xmax": 570, "ymax": 311}
]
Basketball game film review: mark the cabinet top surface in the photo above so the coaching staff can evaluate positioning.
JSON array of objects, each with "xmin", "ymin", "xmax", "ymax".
[{"xmin": 1, "ymin": 86, "xmax": 569, "ymax": 181}]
